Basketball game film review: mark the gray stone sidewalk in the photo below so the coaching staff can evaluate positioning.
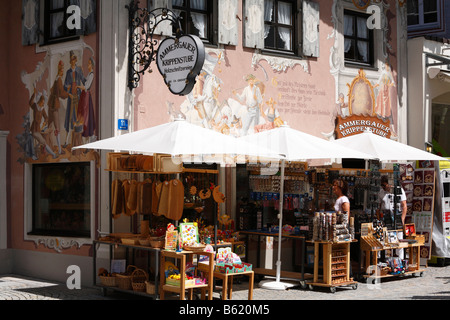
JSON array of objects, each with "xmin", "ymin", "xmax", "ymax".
[{"xmin": 0, "ymin": 265, "xmax": 449, "ymax": 300}]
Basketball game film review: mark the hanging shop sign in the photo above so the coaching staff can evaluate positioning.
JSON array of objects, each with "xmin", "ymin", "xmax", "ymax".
[
  {"xmin": 335, "ymin": 115, "xmax": 391, "ymax": 139},
  {"xmin": 156, "ymin": 34, "xmax": 205, "ymax": 96}
]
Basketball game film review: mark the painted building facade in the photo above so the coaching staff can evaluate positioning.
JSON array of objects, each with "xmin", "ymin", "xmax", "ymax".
[{"xmin": 0, "ymin": 0, "xmax": 408, "ymax": 285}]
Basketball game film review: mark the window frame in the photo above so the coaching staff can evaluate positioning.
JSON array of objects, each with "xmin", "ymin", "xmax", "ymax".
[
  {"xmin": 24, "ymin": 161, "xmax": 96, "ymax": 248},
  {"xmin": 262, "ymin": 0, "xmax": 299, "ymax": 57},
  {"xmin": 42, "ymin": 0, "xmax": 80, "ymax": 45},
  {"xmin": 172, "ymin": 0, "xmax": 215, "ymax": 45},
  {"xmin": 343, "ymin": 9, "xmax": 374, "ymax": 69},
  {"xmin": 407, "ymin": 0, "xmax": 444, "ymax": 35}
]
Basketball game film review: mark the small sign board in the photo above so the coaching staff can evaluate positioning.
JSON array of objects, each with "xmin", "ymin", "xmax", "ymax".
[
  {"xmin": 156, "ymin": 34, "xmax": 205, "ymax": 96},
  {"xmin": 118, "ymin": 119, "xmax": 129, "ymax": 131}
]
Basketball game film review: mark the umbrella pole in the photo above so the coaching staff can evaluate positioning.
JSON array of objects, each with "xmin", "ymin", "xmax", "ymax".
[
  {"xmin": 259, "ymin": 159, "xmax": 294, "ymax": 290},
  {"xmin": 275, "ymin": 159, "xmax": 285, "ymax": 282}
]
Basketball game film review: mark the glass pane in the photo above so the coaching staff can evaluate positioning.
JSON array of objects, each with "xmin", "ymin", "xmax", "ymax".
[
  {"xmin": 407, "ymin": 14, "xmax": 419, "ymax": 25},
  {"xmin": 423, "ymin": 0, "xmax": 437, "ymax": 13},
  {"xmin": 264, "ymin": 25, "xmax": 276, "ymax": 48},
  {"xmin": 190, "ymin": 12, "xmax": 207, "ymax": 38},
  {"xmin": 344, "ymin": 39, "xmax": 355, "ymax": 60},
  {"xmin": 264, "ymin": 0, "xmax": 274, "ymax": 22},
  {"xmin": 344, "ymin": 15, "xmax": 354, "ymax": 36},
  {"xmin": 50, "ymin": 12, "xmax": 65, "ymax": 38},
  {"xmin": 357, "ymin": 41, "xmax": 369, "ymax": 62},
  {"xmin": 278, "ymin": 26, "xmax": 292, "ymax": 50},
  {"xmin": 278, "ymin": 2, "xmax": 292, "ymax": 25},
  {"xmin": 424, "ymin": 12, "xmax": 438, "ymax": 24},
  {"xmin": 172, "ymin": 0, "xmax": 184, "ymax": 7},
  {"xmin": 432, "ymin": 104, "xmax": 450, "ymax": 157},
  {"xmin": 357, "ymin": 17, "xmax": 368, "ymax": 39},
  {"xmin": 32, "ymin": 163, "xmax": 91, "ymax": 238},
  {"xmin": 407, "ymin": 0, "xmax": 418, "ymax": 14},
  {"xmin": 191, "ymin": 0, "xmax": 206, "ymax": 11},
  {"xmin": 51, "ymin": 0, "xmax": 65, "ymax": 10}
]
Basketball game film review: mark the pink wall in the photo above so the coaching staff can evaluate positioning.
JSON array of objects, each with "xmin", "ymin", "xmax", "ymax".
[
  {"xmin": 134, "ymin": 1, "xmax": 400, "ymax": 142},
  {"xmin": 134, "ymin": 2, "xmax": 337, "ymax": 139},
  {"xmin": 1, "ymin": 0, "xmax": 98, "ymax": 256}
]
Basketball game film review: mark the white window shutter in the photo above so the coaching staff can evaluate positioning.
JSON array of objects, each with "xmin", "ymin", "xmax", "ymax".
[
  {"xmin": 243, "ymin": 0, "xmax": 264, "ymax": 49},
  {"xmin": 148, "ymin": 0, "xmax": 173, "ymax": 36},
  {"xmin": 218, "ymin": 0, "xmax": 239, "ymax": 46},
  {"xmin": 302, "ymin": 0, "xmax": 320, "ymax": 58}
]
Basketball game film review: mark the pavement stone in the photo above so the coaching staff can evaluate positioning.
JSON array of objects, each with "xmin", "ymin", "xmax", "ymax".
[{"xmin": 0, "ymin": 265, "xmax": 449, "ymax": 301}]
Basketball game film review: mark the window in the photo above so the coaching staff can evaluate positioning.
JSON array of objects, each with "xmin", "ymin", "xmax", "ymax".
[
  {"xmin": 407, "ymin": 0, "xmax": 438, "ymax": 26},
  {"xmin": 30, "ymin": 162, "xmax": 91, "ymax": 238},
  {"xmin": 43, "ymin": 0, "xmax": 79, "ymax": 44},
  {"xmin": 407, "ymin": 0, "xmax": 443, "ymax": 35},
  {"xmin": 264, "ymin": 0, "xmax": 295, "ymax": 53},
  {"xmin": 172, "ymin": 0, "xmax": 213, "ymax": 43},
  {"xmin": 344, "ymin": 10, "xmax": 374, "ymax": 67}
]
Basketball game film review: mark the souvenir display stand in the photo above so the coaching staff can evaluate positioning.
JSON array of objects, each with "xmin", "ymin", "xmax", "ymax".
[
  {"xmin": 307, "ymin": 240, "xmax": 358, "ymax": 293},
  {"xmin": 93, "ymin": 153, "xmax": 231, "ymax": 299},
  {"xmin": 159, "ymin": 249, "xmax": 215, "ymax": 300},
  {"xmin": 360, "ymin": 223, "xmax": 426, "ymax": 280},
  {"xmin": 93, "ymin": 238, "xmax": 160, "ymax": 299}
]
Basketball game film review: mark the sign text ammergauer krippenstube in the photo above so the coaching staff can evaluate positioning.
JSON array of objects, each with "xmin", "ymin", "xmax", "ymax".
[{"xmin": 156, "ymin": 35, "xmax": 205, "ymax": 96}]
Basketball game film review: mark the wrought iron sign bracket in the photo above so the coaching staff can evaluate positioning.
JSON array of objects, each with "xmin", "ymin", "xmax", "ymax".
[{"xmin": 126, "ymin": 0, "xmax": 183, "ymax": 90}]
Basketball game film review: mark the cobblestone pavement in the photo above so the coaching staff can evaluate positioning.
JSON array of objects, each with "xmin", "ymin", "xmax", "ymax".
[{"xmin": 0, "ymin": 265, "xmax": 449, "ymax": 301}]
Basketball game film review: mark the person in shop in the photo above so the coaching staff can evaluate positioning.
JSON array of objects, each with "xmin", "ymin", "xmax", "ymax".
[
  {"xmin": 332, "ymin": 178, "xmax": 350, "ymax": 218},
  {"xmin": 378, "ymin": 175, "xmax": 407, "ymax": 259},
  {"xmin": 378, "ymin": 175, "xmax": 407, "ymax": 225}
]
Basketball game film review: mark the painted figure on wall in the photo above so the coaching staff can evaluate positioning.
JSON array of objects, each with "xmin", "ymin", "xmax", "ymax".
[
  {"xmin": 232, "ymin": 74, "xmax": 264, "ymax": 136},
  {"xmin": 29, "ymin": 88, "xmax": 57, "ymax": 159},
  {"xmin": 374, "ymin": 62, "xmax": 398, "ymax": 136},
  {"xmin": 172, "ymin": 51, "xmax": 285, "ymax": 137},
  {"xmin": 77, "ymin": 57, "xmax": 96, "ymax": 143},
  {"xmin": 63, "ymin": 51, "xmax": 86, "ymax": 148},
  {"xmin": 48, "ymin": 60, "xmax": 71, "ymax": 155},
  {"xmin": 18, "ymin": 45, "xmax": 98, "ymax": 164}
]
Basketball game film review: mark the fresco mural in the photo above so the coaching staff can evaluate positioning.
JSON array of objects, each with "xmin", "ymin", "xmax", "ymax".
[
  {"xmin": 334, "ymin": 66, "xmax": 397, "ymax": 139},
  {"xmin": 168, "ymin": 49, "xmax": 398, "ymax": 142},
  {"xmin": 17, "ymin": 46, "xmax": 98, "ymax": 164},
  {"xmin": 167, "ymin": 50, "xmax": 288, "ymax": 138}
]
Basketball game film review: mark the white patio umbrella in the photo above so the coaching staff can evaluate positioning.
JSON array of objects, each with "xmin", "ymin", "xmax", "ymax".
[
  {"xmin": 73, "ymin": 117, "xmax": 282, "ymax": 164},
  {"xmin": 74, "ymin": 117, "xmax": 283, "ymax": 255},
  {"xmin": 333, "ymin": 129, "xmax": 447, "ymax": 161},
  {"xmin": 239, "ymin": 125, "xmax": 374, "ymax": 290}
]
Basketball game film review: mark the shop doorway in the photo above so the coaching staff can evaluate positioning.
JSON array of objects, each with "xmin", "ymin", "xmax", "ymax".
[{"xmin": 432, "ymin": 103, "xmax": 450, "ymax": 157}]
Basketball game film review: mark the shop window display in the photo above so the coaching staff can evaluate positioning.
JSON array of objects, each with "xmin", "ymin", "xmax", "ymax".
[{"xmin": 30, "ymin": 162, "xmax": 91, "ymax": 238}]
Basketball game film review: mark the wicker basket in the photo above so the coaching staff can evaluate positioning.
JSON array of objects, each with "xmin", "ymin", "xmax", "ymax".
[
  {"xmin": 131, "ymin": 268, "xmax": 148, "ymax": 292},
  {"xmin": 145, "ymin": 281, "xmax": 156, "ymax": 295},
  {"xmin": 99, "ymin": 275, "xmax": 117, "ymax": 287},
  {"xmin": 149, "ymin": 237, "xmax": 165, "ymax": 248},
  {"xmin": 139, "ymin": 238, "xmax": 151, "ymax": 246},
  {"xmin": 116, "ymin": 265, "xmax": 137, "ymax": 290}
]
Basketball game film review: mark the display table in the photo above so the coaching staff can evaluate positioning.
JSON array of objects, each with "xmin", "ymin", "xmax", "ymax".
[
  {"xmin": 307, "ymin": 240, "xmax": 358, "ymax": 293},
  {"xmin": 200, "ymin": 268, "xmax": 254, "ymax": 300},
  {"xmin": 360, "ymin": 235, "xmax": 426, "ymax": 279},
  {"xmin": 239, "ymin": 230, "xmax": 312, "ymax": 287},
  {"xmin": 93, "ymin": 240, "xmax": 160, "ymax": 299},
  {"xmin": 159, "ymin": 250, "xmax": 215, "ymax": 300}
]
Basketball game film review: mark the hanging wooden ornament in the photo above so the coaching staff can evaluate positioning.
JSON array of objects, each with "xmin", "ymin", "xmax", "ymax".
[{"xmin": 213, "ymin": 185, "xmax": 226, "ymax": 203}]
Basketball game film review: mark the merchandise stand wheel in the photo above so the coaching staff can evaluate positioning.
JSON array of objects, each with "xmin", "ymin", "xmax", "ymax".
[{"xmin": 299, "ymin": 280, "xmax": 307, "ymax": 290}]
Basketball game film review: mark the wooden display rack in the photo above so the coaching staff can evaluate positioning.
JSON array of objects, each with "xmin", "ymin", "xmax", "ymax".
[
  {"xmin": 307, "ymin": 240, "xmax": 358, "ymax": 293},
  {"xmin": 159, "ymin": 250, "xmax": 215, "ymax": 300},
  {"xmin": 361, "ymin": 232, "xmax": 426, "ymax": 280}
]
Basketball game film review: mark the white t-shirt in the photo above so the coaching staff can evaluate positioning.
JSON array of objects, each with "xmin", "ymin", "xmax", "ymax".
[
  {"xmin": 334, "ymin": 196, "xmax": 350, "ymax": 212},
  {"xmin": 378, "ymin": 188, "xmax": 406, "ymax": 212}
]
